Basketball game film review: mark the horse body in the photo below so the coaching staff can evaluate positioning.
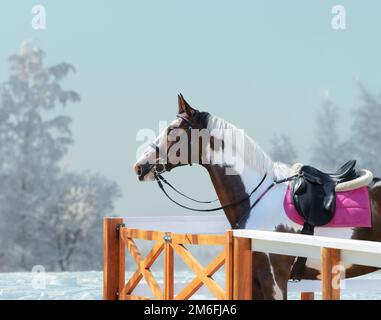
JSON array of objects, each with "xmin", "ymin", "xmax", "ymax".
[
  {"xmin": 134, "ymin": 94, "xmax": 381, "ymax": 300},
  {"xmin": 204, "ymin": 114, "xmax": 356, "ymax": 239},
  {"xmin": 201, "ymin": 124, "xmax": 357, "ymax": 299}
]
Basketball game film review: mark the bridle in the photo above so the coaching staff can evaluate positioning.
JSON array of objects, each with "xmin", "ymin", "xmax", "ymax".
[
  {"xmin": 148, "ymin": 114, "xmax": 195, "ymax": 175},
  {"xmin": 148, "ymin": 114, "xmax": 299, "ymax": 229}
]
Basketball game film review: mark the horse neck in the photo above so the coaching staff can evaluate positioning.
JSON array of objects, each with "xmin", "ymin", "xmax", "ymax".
[
  {"xmin": 202, "ymin": 115, "xmax": 292, "ymax": 227},
  {"xmin": 203, "ymin": 162, "xmax": 274, "ymax": 228}
]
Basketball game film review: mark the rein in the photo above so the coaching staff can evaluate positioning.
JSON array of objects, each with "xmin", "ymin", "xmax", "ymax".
[
  {"xmin": 154, "ymin": 171, "xmax": 268, "ymax": 213},
  {"xmin": 156, "ymin": 174, "xmax": 219, "ymax": 204},
  {"xmin": 154, "ymin": 171, "xmax": 299, "ymax": 228}
]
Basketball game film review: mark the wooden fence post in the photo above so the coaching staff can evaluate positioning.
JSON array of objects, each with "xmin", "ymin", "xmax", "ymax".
[
  {"xmin": 164, "ymin": 233, "xmax": 174, "ymax": 300},
  {"xmin": 103, "ymin": 217, "xmax": 124, "ymax": 300},
  {"xmin": 233, "ymin": 236, "xmax": 252, "ymax": 300},
  {"xmin": 118, "ymin": 223, "xmax": 126, "ymax": 299},
  {"xmin": 321, "ymin": 247, "xmax": 341, "ymax": 300},
  {"xmin": 301, "ymin": 292, "xmax": 315, "ymax": 300},
  {"xmin": 225, "ymin": 230, "xmax": 234, "ymax": 300}
]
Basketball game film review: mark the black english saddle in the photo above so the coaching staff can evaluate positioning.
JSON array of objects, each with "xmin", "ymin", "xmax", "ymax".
[
  {"xmin": 292, "ymin": 159, "xmax": 357, "ymax": 227},
  {"xmin": 290, "ymin": 160, "xmax": 358, "ymax": 280}
]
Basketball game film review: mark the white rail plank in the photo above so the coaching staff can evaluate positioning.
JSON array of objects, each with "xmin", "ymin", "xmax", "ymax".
[
  {"xmin": 233, "ymin": 229, "xmax": 381, "ymax": 268},
  {"xmin": 128, "ymin": 279, "xmax": 381, "ymax": 296},
  {"xmin": 288, "ymin": 279, "xmax": 381, "ymax": 293}
]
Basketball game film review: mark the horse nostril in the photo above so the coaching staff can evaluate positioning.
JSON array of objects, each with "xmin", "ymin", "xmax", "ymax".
[{"xmin": 134, "ymin": 164, "xmax": 142, "ymax": 176}]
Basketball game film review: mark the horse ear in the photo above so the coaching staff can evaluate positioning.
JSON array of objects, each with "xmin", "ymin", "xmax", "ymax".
[
  {"xmin": 177, "ymin": 94, "xmax": 184, "ymax": 114},
  {"xmin": 178, "ymin": 93, "xmax": 196, "ymax": 116}
]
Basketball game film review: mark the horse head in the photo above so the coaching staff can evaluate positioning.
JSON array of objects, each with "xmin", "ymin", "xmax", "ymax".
[{"xmin": 133, "ymin": 94, "xmax": 210, "ymax": 181}]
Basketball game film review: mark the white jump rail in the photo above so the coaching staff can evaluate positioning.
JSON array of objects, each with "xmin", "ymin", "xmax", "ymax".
[
  {"xmin": 129, "ymin": 279, "xmax": 381, "ymax": 299},
  {"xmin": 233, "ymin": 229, "xmax": 381, "ymax": 268}
]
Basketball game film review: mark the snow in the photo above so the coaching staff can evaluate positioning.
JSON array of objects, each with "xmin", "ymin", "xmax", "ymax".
[
  {"xmin": 0, "ymin": 271, "xmax": 102, "ymax": 300},
  {"xmin": 1, "ymin": 271, "xmax": 381, "ymax": 300},
  {"xmin": 0, "ymin": 271, "xmax": 216, "ymax": 300}
]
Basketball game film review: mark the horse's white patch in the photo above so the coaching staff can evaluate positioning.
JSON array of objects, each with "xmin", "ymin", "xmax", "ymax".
[
  {"xmin": 272, "ymin": 281, "xmax": 284, "ymax": 300},
  {"xmin": 244, "ymin": 179, "xmax": 301, "ymax": 232},
  {"xmin": 313, "ymin": 227, "xmax": 354, "ymax": 239},
  {"xmin": 268, "ymin": 255, "xmax": 284, "ymax": 300}
]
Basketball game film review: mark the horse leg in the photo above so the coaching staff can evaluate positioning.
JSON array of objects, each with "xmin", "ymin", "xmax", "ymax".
[
  {"xmin": 252, "ymin": 252, "xmax": 285, "ymax": 300},
  {"xmin": 268, "ymin": 253, "xmax": 296, "ymax": 300},
  {"xmin": 252, "ymin": 252, "xmax": 264, "ymax": 300}
]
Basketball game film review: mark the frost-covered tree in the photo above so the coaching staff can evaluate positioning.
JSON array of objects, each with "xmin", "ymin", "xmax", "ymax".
[
  {"xmin": 0, "ymin": 41, "xmax": 120, "ymax": 271},
  {"xmin": 37, "ymin": 173, "xmax": 120, "ymax": 271},
  {"xmin": 269, "ymin": 134, "xmax": 298, "ymax": 165},
  {"xmin": 0, "ymin": 41, "xmax": 80, "ymax": 269},
  {"xmin": 310, "ymin": 97, "xmax": 346, "ymax": 170},
  {"xmin": 350, "ymin": 82, "xmax": 381, "ymax": 175}
]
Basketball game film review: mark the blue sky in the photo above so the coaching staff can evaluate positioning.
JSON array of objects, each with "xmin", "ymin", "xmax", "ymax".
[{"xmin": 1, "ymin": 1, "xmax": 380, "ymax": 215}]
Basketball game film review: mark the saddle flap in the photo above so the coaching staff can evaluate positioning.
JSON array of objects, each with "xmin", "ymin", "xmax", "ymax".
[
  {"xmin": 323, "ymin": 193, "xmax": 335, "ymax": 212},
  {"xmin": 293, "ymin": 177, "xmax": 307, "ymax": 195},
  {"xmin": 291, "ymin": 173, "xmax": 337, "ymax": 226}
]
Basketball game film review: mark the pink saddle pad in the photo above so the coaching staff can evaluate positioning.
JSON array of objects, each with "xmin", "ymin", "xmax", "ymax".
[{"xmin": 283, "ymin": 186, "xmax": 372, "ymax": 228}]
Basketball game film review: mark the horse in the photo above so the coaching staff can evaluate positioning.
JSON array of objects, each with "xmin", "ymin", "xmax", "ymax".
[{"xmin": 133, "ymin": 94, "xmax": 381, "ymax": 300}]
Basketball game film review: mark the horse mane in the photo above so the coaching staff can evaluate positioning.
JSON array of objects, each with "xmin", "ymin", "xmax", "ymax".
[{"xmin": 206, "ymin": 114, "xmax": 292, "ymax": 180}]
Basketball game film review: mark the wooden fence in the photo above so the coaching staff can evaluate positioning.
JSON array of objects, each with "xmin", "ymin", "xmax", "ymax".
[
  {"xmin": 103, "ymin": 216, "xmax": 381, "ymax": 300},
  {"xmin": 103, "ymin": 217, "xmax": 252, "ymax": 300}
]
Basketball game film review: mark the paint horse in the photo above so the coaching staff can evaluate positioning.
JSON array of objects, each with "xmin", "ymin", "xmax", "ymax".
[{"xmin": 134, "ymin": 94, "xmax": 381, "ymax": 300}]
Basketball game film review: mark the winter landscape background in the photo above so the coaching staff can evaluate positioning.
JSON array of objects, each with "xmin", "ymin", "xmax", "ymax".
[
  {"xmin": 1, "ymin": 1, "xmax": 381, "ymax": 299},
  {"xmin": 1, "ymin": 42, "xmax": 380, "ymax": 273},
  {"xmin": 0, "ymin": 43, "xmax": 120, "ymax": 272}
]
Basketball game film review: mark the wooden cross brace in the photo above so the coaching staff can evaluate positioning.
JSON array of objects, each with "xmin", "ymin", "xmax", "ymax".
[
  {"xmin": 121, "ymin": 237, "xmax": 164, "ymax": 299},
  {"xmin": 172, "ymin": 243, "xmax": 226, "ymax": 300}
]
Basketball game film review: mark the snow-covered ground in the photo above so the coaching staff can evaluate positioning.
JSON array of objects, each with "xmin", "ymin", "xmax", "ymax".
[
  {"xmin": 0, "ymin": 271, "xmax": 102, "ymax": 300},
  {"xmin": 1, "ymin": 271, "xmax": 381, "ymax": 300},
  {"xmin": 0, "ymin": 271, "xmax": 215, "ymax": 300}
]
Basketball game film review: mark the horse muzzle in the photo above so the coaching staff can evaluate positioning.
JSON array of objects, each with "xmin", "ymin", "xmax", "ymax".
[
  {"xmin": 134, "ymin": 162, "xmax": 169, "ymax": 181},
  {"xmin": 134, "ymin": 163, "xmax": 155, "ymax": 181}
]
